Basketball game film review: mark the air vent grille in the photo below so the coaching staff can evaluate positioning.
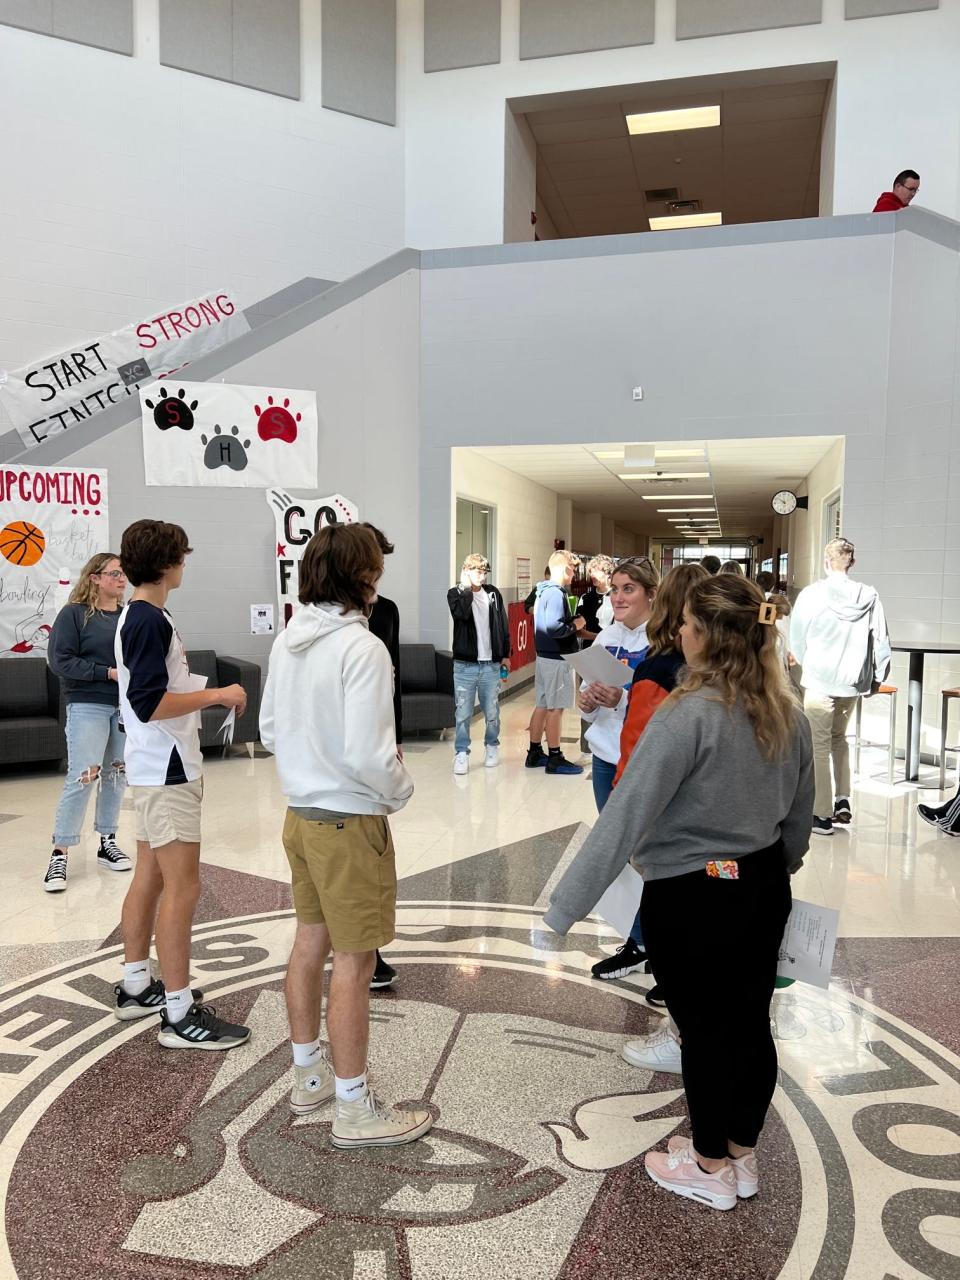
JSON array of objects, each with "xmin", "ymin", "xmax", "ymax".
[{"xmin": 644, "ymin": 186, "xmax": 679, "ymax": 202}]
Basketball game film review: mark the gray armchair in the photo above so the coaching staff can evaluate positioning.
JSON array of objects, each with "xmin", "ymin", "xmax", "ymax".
[
  {"xmin": 399, "ymin": 644, "xmax": 455, "ymax": 736},
  {"xmin": 0, "ymin": 657, "xmax": 66, "ymax": 766},
  {"xmin": 185, "ymin": 651, "xmax": 262, "ymax": 752}
]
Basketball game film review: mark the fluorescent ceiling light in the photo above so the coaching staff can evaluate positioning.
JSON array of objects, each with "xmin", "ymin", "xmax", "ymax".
[
  {"xmin": 641, "ymin": 494, "xmax": 713, "ymax": 501},
  {"xmin": 619, "ymin": 471, "xmax": 710, "ymax": 480},
  {"xmin": 657, "ymin": 507, "xmax": 716, "ymax": 513},
  {"xmin": 649, "ymin": 212, "xmax": 723, "ymax": 231},
  {"xmin": 654, "ymin": 449, "xmax": 705, "ymax": 459},
  {"xmin": 626, "ymin": 105, "xmax": 720, "ymax": 135}
]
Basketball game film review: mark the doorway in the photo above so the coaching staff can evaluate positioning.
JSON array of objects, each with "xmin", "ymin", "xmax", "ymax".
[{"xmin": 456, "ymin": 497, "xmax": 494, "ymax": 574}]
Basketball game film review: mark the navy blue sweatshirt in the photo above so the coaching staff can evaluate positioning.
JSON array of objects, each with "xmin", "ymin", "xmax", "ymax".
[
  {"xmin": 534, "ymin": 580, "xmax": 579, "ymax": 659},
  {"xmin": 48, "ymin": 603, "xmax": 120, "ymax": 707}
]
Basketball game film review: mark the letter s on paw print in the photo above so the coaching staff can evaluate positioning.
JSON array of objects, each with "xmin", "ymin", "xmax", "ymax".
[
  {"xmin": 145, "ymin": 387, "xmax": 198, "ymax": 432},
  {"xmin": 255, "ymin": 395, "xmax": 301, "ymax": 444},
  {"xmin": 200, "ymin": 425, "xmax": 251, "ymax": 472}
]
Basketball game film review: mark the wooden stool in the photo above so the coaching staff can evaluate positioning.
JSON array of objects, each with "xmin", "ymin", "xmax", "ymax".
[
  {"xmin": 939, "ymin": 689, "xmax": 960, "ymax": 790},
  {"xmin": 854, "ymin": 684, "xmax": 898, "ymax": 785}
]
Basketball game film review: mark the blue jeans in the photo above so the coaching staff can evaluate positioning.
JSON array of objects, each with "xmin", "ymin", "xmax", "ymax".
[
  {"xmin": 592, "ymin": 752, "xmax": 644, "ymax": 948},
  {"xmin": 52, "ymin": 703, "xmax": 126, "ymax": 847},
  {"xmin": 453, "ymin": 660, "xmax": 501, "ymax": 754}
]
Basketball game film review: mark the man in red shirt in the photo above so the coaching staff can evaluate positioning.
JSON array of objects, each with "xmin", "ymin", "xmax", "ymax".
[{"xmin": 873, "ymin": 169, "xmax": 920, "ymax": 212}]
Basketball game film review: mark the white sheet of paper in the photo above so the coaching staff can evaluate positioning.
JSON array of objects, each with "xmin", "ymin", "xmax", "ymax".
[
  {"xmin": 250, "ymin": 604, "xmax": 274, "ymax": 635},
  {"xmin": 184, "ymin": 673, "xmax": 209, "ymax": 693},
  {"xmin": 218, "ymin": 709, "xmax": 236, "ymax": 745},
  {"xmin": 563, "ymin": 645, "xmax": 633, "ymax": 687},
  {"xmin": 777, "ymin": 898, "xmax": 839, "ymax": 989},
  {"xmin": 592, "ymin": 863, "xmax": 644, "ymax": 940}
]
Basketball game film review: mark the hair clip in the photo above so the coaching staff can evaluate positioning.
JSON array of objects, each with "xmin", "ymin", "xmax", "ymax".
[{"xmin": 758, "ymin": 602, "xmax": 777, "ymax": 626}]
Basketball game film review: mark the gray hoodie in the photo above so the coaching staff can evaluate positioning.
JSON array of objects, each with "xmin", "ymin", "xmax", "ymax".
[
  {"xmin": 790, "ymin": 572, "xmax": 890, "ymax": 697},
  {"xmin": 543, "ymin": 692, "xmax": 813, "ymax": 936}
]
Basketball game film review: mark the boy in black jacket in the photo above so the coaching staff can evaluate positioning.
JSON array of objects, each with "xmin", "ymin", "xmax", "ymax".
[{"xmin": 447, "ymin": 554, "xmax": 511, "ymax": 775}]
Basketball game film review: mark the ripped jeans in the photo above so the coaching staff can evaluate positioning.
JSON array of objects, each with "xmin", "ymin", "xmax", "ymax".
[{"xmin": 52, "ymin": 703, "xmax": 126, "ymax": 847}]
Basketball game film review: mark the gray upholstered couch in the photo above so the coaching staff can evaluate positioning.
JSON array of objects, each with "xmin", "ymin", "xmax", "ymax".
[
  {"xmin": 0, "ymin": 657, "xmax": 66, "ymax": 766},
  {"xmin": 399, "ymin": 644, "xmax": 455, "ymax": 736},
  {"xmin": 185, "ymin": 650, "xmax": 262, "ymax": 752}
]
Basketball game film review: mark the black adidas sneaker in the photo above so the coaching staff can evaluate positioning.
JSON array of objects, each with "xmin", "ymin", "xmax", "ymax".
[
  {"xmin": 157, "ymin": 1002, "xmax": 251, "ymax": 1051},
  {"xmin": 114, "ymin": 979, "xmax": 204, "ymax": 1021}
]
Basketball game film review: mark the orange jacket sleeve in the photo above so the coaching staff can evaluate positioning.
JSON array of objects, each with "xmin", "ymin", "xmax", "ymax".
[{"xmin": 613, "ymin": 679, "xmax": 671, "ymax": 787}]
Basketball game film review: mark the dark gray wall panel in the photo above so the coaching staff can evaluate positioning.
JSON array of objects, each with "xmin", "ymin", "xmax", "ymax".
[
  {"xmin": 322, "ymin": 0, "xmax": 396, "ymax": 126},
  {"xmin": 520, "ymin": 0, "xmax": 654, "ymax": 60},
  {"xmin": 424, "ymin": 0, "xmax": 500, "ymax": 73},
  {"xmin": 160, "ymin": 0, "xmax": 233, "ymax": 83},
  {"xmin": 677, "ymin": 0, "xmax": 822, "ymax": 40},
  {"xmin": 0, "ymin": 0, "xmax": 133, "ymax": 55},
  {"xmin": 233, "ymin": 0, "xmax": 300, "ymax": 99},
  {"xmin": 846, "ymin": 0, "xmax": 938, "ymax": 17}
]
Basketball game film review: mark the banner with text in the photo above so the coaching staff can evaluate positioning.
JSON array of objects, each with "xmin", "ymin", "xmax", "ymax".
[
  {"xmin": 0, "ymin": 288, "xmax": 250, "ymax": 449},
  {"xmin": 142, "ymin": 381, "xmax": 318, "ymax": 488},
  {"xmin": 266, "ymin": 490, "xmax": 359, "ymax": 626},
  {"xmin": 0, "ymin": 466, "xmax": 109, "ymax": 657}
]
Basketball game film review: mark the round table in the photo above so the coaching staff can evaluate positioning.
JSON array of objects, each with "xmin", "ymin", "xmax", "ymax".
[{"xmin": 890, "ymin": 641, "xmax": 960, "ymax": 782}]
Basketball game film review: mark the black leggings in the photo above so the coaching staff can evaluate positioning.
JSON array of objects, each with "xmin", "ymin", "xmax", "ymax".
[{"xmin": 640, "ymin": 845, "xmax": 791, "ymax": 1161}]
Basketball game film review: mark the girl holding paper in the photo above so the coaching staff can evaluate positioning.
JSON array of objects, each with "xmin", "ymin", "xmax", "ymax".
[{"xmin": 546, "ymin": 574, "xmax": 813, "ymax": 1212}]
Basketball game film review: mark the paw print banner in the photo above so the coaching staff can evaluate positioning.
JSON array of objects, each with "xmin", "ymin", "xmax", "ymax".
[
  {"xmin": 140, "ymin": 380, "xmax": 318, "ymax": 488},
  {"xmin": 0, "ymin": 466, "xmax": 109, "ymax": 658}
]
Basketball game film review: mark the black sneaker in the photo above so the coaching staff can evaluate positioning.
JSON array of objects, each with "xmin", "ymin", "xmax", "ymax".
[
  {"xmin": 43, "ymin": 850, "xmax": 68, "ymax": 893},
  {"xmin": 97, "ymin": 835, "xmax": 133, "ymax": 872},
  {"xmin": 114, "ymin": 979, "xmax": 205, "ymax": 1021},
  {"xmin": 918, "ymin": 801, "xmax": 951, "ymax": 829},
  {"xmin": 370, "ymin": 951, "xmax": 396, "ymax": 989},
  {"xmin": 545, "ymin": 753, "xmax": 584, "ymax": 776},
  {"xmin": 157, "ymin": 1002, "xmax": 250, "ymax": 1051},
  {"xmin": 812, "ymin": 816, "xmax": 834, "ymax": 837},
  {"xmin": 591, "ymin": 938, "xmax": 646, "ymax": 981},
  {"xmin": 525, "ymin": 745, "xmax": 548, "ymax": 769},
  {"xmin": 833, "ymin": 798, "xmax": 852, "ymax": 825},
  {"xmin": 645, "ymin": 984, "xmax": 667, "ymax": 1009}
]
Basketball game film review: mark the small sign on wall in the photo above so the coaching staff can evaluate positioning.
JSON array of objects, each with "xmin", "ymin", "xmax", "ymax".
[{"xmin": 250, "ymin": 604, "xmax": 274, "ymax": 635}]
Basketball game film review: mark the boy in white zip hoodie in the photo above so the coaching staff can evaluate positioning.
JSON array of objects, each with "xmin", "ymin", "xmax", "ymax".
[
  {"xmin": 790, "ymin": 537, "xmax": 890, "ymax": 836},
  {"xmin": 260, "ymin": 524, "xmax": 433, "ymax": 1150}
]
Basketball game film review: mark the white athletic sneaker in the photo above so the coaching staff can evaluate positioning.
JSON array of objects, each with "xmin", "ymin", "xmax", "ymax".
[
  {"xmin": 453, "ymin": 752, "xmax": 469, "ymax": 775},
  {"xmin": 331, "ymin": 1090, "xmax": 433, "ymax": 1149},
  {"xmin": 621, "ymin": 1023, "xmax": 682, "ymax": 1074},
  {"xmin": 484, "ymin": 745, "xmax": 500, "ymax": 768}
]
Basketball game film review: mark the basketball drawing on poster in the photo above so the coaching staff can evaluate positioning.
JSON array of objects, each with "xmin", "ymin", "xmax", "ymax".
[
  {"xmin": 141, "ymin": 381, "xmax": 318, "ymax": 488},
  {"xmin": 267, "ymin": 489, "xmax": 358, "ymax": 626},
  {"xmin": 0, "ymin": 466, "xmax": 109, "ymax": 656}
]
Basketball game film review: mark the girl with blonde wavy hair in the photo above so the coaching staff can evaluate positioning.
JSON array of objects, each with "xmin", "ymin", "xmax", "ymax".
[
  {"xmin": 43, "ymin": 551, "xmax": 130, "ymax": 892},
  {"xmin": 545, "ymin": 573, "xmax": 814, "ymax": 1212}
]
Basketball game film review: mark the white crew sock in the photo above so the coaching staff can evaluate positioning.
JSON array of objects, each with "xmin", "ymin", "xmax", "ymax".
[
  {"xmin": 164, "ymin": 985, "xmax": 193, "ymax": 1024},
  {"xmin": 292, "ymin": 1038, "xmax": 322, "ymax": 1068},
  {"xmin": 335, "ymin": 1070, "xmax": 368, "ymax": 1103},
  {"xmin": 122, "ymin": 959, "xmax": 151, "ymax": 996}
]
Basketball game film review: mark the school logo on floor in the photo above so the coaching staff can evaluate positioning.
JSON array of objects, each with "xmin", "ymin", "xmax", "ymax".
[{"xmin": 0, "ymin": 908, "xmax": 957, "ymax": 1279}]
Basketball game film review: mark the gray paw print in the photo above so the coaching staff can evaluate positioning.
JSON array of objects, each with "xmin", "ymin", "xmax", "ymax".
[{"xmin": 201, "ymin": 424, "xmax": 250, "ymax": 472}]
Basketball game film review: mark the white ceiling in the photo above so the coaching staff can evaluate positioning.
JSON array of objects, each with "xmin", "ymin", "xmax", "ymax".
[
  {"xmin": 462, "ymin": 437, "xmax": 839, "ymax": 542},
  {"xmin": 522, "ymin": 66, "xmax": 832, "ymax": 239}
]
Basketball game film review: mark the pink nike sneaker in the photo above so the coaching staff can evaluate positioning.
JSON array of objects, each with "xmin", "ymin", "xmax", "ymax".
[
  {"xmin": 645, "ymin": 1144, "xmax": 737, "ymax": 1211},
  {"xmin": 668, "ymin": 1135, "xmax": 759, "ymax": 1198}
]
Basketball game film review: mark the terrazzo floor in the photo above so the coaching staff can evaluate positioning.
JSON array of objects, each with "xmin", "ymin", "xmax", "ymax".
[{"xmin": 1, "ymin": 691, "xmax": 958, "ymax": 1279}]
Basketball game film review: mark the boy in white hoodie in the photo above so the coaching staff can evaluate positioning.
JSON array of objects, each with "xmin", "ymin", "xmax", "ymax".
[
  {"xmin": 790, "ymin": 537, "xmax": 890, "ymax": 836},
  {"xmin": 260, "ymin": 524, "xmax": 432, "ymax": 1149}
]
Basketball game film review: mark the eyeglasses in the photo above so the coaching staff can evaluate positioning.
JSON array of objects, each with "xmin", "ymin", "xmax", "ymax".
[{"xmin": 98, "ymin": 569, "xmax": 126, "ymax": 579}]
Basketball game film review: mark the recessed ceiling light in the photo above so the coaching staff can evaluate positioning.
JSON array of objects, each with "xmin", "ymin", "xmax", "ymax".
[
  {"xmin": 641, "ymin": 495, "xmax": 713, "ymax": 501},
  {"xmin": 649, "ymin": 212, "xmax": 723, "ymax": 231},
  {"xmin": 619, "ymin": 472, "xmax": 710, "ymax": 480},
  {"xmin": 626, "ymin": 105, "xmax": 720, "ymax": 135},
  {"xmin": 655, "ymin": 449, "xmax": 706, "ymax": 459}
]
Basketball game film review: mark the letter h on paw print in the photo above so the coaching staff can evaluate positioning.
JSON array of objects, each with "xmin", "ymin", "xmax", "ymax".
[{"xmin": 201, "ymin": 425, "xmax": 251, "ymax": 471}]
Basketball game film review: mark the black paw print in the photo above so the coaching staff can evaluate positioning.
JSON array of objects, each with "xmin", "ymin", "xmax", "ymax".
[
  {"xmin": 145, "ymin": 387, "xmax": 198, "ymax": 432},
  {"xmin": 201, "ymin": 424, "xmax": 250, "ymax": 472}
]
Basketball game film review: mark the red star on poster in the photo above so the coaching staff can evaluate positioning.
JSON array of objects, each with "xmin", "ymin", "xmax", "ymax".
[{"xmin": 276, "ymin": 542, "xmax": 286, "ymax": 557}]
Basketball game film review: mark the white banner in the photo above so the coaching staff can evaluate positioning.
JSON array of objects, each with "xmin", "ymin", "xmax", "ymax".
[
  {"xmin": 142, "ymin": 381, "xmax": 318, "ymax": 488},
  {"xmin": 0, "ymin": 466, "xmax": 109, "ymax": 657},
  {"xmin": 0, "ymin": 288, "xmax": 250, "ymax": 449},
  {"xmin": 266, "ymin": 490, "xmax": 359, "ymax": 626}
]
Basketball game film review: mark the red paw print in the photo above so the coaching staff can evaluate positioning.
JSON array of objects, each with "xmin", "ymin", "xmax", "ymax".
[{"xmin": 255, "ymin": 395, "xmax": 301, "ymax": 444}]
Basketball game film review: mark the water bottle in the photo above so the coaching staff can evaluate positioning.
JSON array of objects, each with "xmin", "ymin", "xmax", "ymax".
[{"xmin": 499, "ymin": 664, "xmax": 509, "ymax": 681}]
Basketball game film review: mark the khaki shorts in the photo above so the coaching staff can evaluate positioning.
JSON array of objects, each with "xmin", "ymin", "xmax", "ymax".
[
  {"xmin": 283, "ymin": 810, "xmax": 397, "ymax": 952},
  {"xmin": 133, "ymin": 779, "xmax": 203, "ymax": 847},
  {"xmin": 535, "ymin": 656, "xmax": 575, "ymax": 709}
]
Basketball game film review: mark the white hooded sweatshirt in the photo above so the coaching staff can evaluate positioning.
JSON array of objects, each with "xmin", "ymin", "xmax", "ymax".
[
  {"xmin": 259, "ymin": 603, "xmax": 413, "ymax": 814},
  {"xmin": 790, "ymin": 572, "xmax": 891, "ymax": 698},
  {"xmin": 579, "ymin": 619, "xmax": 650, "ymax": 764}
]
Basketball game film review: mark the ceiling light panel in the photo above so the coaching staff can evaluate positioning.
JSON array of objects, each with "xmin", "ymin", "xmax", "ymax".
[
  {"xmin": 641, "ymin": 495, "xmax": 713, "ymax": 501},
  {"xmin": 649, "ymin": 212, "xmax": 723, "ymax": 231},
  {"xmin": 626, "ymin": 105, "xmax": 720, "ymax": 135},
  {"xmin": 619, "ymin": 472, "xmax": 710, "ymax": 480}
]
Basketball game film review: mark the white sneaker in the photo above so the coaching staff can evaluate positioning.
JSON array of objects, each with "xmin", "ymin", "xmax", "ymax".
[
  {"xmin": 484, "ymin": 745, "xmax": 500, "ymax": 768},
  {"xmin": 331, "ymin": 1090, "xmax": 433, "ymax": 1149},
  {"xmin": 621, "ymin": 1023, "xmax": 682, "ymax": 1074},
  {"xmin": 290, "ymin": 1056, "xmax": 335, "ymax": 1115},
  {"xmin": 453, "ymin": 752, "xmax": 469, "ymax": 775}
]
